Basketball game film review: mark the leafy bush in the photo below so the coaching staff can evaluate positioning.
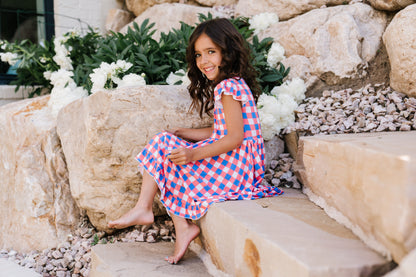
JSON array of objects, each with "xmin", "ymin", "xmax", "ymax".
[{"xmin": 1, "ymin": 14, "xmax": 289, "ymax": 96}]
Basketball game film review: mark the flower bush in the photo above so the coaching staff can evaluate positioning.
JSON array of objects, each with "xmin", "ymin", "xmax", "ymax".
[{"xmin": 0, "ymin": 13, "xmax": 303, "ymax": 139}]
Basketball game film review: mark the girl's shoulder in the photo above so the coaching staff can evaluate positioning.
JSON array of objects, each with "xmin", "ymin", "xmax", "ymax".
[{"xmin": 214, "ymin": 77, "xmax": 251, "ymax": 103}]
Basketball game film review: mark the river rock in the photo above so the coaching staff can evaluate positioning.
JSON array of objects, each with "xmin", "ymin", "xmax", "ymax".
[
  {"xmin": 56, "ymin": 86, "xmax": 212, "ymax": 232},
  {"xmin": 235, "ymin": 0, "xmax": 352, "ymax": 20},
  {"xmin": 259, "ymin": 3, "xmax": 387, "ymax": 86},
  {"xmin": 383, "ymin": 4, "xmax": 416, "ymax": 97},
  {"xmin": 0, "ymin": 96, "xmax": 80, "ymax": 252},
  {"xmin": 367, "ymin": 0, "xmax": 416, "ymax": 11}
]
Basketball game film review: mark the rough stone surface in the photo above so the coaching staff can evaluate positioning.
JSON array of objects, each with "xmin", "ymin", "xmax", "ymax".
[
  {"xmin": 120, "ymin": 3, "xmax": 227, "ymax": 40},
  {"xmin": 90, "ymin": 242, "xmax": 212, "ymax": 276},
  {"xmin": 368, "ymin": 0, "xmax": 416, "ymax": 11},
  {"xmin": 198, "ymin": 189, "xmax": 392, "ymax": 277},
  {"xmin": 0, "ymin": 96, "xmax": 80, "ymax": 253},
  {"xmin": 195, "ymin": 0, "xmax": 237, "ymax": 6},
  {"xmin": 259, "ymin": 3, "xmax": 387, "ymax": 85},
  {"xmin": 295, "ymin": 131, "xmax": 416, "ymax": 262},
  {"xmin": 56, "ymin": 86, "xmax": 212, "ymax": 232},
  {"xmin": 125, "ymin": 0, "xmax": 178, "ymax": 16},
  {"xmin": 235, "ymin": 0, "xmax": 352, "ymax": 20},
  {"xmin": 383, "ymin": 4, "xmax": 416, "ymax": 97},
  {"xmin": 384, "ymin": 248, "xmax": 416, "ymax": 277},
  {"xmin": 105, "ymin": 8, "xmax": 134, "ymax": 33}
]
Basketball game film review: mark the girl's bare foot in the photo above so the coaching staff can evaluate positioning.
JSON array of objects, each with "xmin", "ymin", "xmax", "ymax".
[
  {"xmin": 108, "ymin": 207, "xmax": 154, "ymax": 229},
  {"xmin": 165, "ymin": 220, "xmax": 200, "ymax": 264}
]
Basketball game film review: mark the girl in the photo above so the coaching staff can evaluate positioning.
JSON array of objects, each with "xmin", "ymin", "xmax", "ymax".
[{"xmin": 108, "ymin": 18, "xmax": 283, "ymax": 264}]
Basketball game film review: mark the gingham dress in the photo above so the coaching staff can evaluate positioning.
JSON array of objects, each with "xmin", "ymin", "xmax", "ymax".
[{"xmin": 136, "ymin": 77, "xmax": 283, "ymax": 220}]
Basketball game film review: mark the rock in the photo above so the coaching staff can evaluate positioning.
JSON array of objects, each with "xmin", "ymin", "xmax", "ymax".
[
  {"xmin": 282, "ymin": 55, "xmax": 320, "ymax": 92},
  {"xmin": 384, "ymin": 248, "xmax": 416, "ymax": 277},
  {"xmin": 125, "ymin": 0, "xmax": 178, "ymax": 16},
  {"xmin": 295, "ymin": 131, "xmax": 416, "ymax": 262},
  {"xmin": 0, "ymin": 96, "xmax": 80, "ymax": 253},
  {"xmin": 105, "ymin": 9, "xmax": 134, "ymax": 33},
  {"xmin": 383, "ymin": 4, "xmax": 416, "ymax": 97},
  {"xmin": 259, "ymin": 3, "xmax": 387, "ymax": 86},
  {"xmin": 120, "ymin": 3, "xmax": 213, "ymax": 40},
  {"xmin": 235, "ymin": 0, "xmax": 352, "ymax": 20},
  {"xmin": 367, "ymin": 0, "xmax": 415, "ymax": 11},
  {"xmin": 57, "ymin": 86, "xmax": 212, "ymax": 232},
  {"xmin": 194, "ymin": 0, "xmax": 237, "ymax": 6},
  {"xmin": 264, "ymin": 135, "xmax": 285, "ymax": 171}
]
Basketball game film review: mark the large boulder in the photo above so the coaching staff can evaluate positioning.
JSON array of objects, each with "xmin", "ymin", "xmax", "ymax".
[
  {"xmin": 295, "ymin": 131, "xmax": 416, "ymax": 262},
  {"xmin": 120, "ymin": 3, "xmax": 213, "ymax": 40},
  {"xmin": 57, "ymin": 86, "xmax": 212, "ymax": 232},
  {"xmin": 125, "ymin": 0, "xmax": 179, "ymax": 17},
  {"xmin": 105, "ymin": 8, "xmax": 134, "ymax": 33},
  {"xmin": 235, "ymin": 0, "xmax": 352, "ymax": 20},
  {"xmin": 259, "ymin": 3, "xmax": 387, "ymax": 86},
  {"xmin": 383, "ymin": 4, "xmax": 416, "ymax": 97},
  {"xmin": 195, "ymin": 0, "xmax": 237, "ymax": 6},
  {"xmin": 367, "ymin": 0, "xmax": 416, "ymax": 11},
  {"xmin": 0, "ymin": 96, "xmax": 80, "ymax": 252}
]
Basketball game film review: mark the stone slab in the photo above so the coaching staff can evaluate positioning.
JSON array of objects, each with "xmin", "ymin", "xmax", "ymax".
[
  {"xmin": 90, "ymin": 241, "xmax": 213, "ymax": 277},
  {"xmin": 198, "ymin": 189, "xmax": 393, "ymax": 277},
  {"xmin": 295, "ymin": 131, "xmax": 416, "ymax": 262},
  {"xmin": 0, "ymin": 259, "xmax": 41, "ymax": 277}
]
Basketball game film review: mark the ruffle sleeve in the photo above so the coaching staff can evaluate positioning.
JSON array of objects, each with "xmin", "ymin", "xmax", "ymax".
[{"xmin": 214, "ymin": 78, "xmax": 249, "ymax": 105}]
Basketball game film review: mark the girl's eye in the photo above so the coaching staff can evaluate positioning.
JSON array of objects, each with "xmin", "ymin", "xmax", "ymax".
[
  {"xmin": 195, "ymin": 53, "xmax": 201, "ymax": 58},
  {"xmin": 208, "ymin": 50, "xmax": 215, "ymax": 54}
]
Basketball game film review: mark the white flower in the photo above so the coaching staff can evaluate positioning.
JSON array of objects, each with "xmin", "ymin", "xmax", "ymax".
[
  {"xmin": 267, "ymin": 42, "xmax": 285, "ymax": 68},
  {"xmin": 43, "ymin": 71, "xmax": 52, "ymax": 80},
  {"xmin": 271, "ymin": 77, "xmax": 306, "ymax": 104},
  {"xmin": 89, "ymin": 60, "xmax": 134, "ymax": 93},
  {"xmin": 53, "ymin": 37, "xmax": 73, "ymax": 70},
  {"xmin": 114, "ymin": 60, "xmax": 132, "ymax": 72},
  {"xmin": 90, "ymin": 68, "xmax": 108, "ymax": 93},
  {"xmin": 49, "ymin": 69, "xmax": 75, "ymax": 88},
  {"xmin": 114, "ymin": 73, "xmax": 146, "ymax": 88},
  {"xmin": 249, "ymin": 12, "xmax": 279, "ymax": 35},
  {"xmin": 48, "ymin": 85, "xmax": 88, "ymax": 117},
  {"xmin": 0, "ymin": 52, "xmax": 19, "ymax": 66},
  {"xmin": 166, "ymin": 69, "xmax": 190, "ymax": 86}
]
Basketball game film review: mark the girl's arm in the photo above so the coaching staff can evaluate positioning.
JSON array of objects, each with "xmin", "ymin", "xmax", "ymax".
[
  {"xmin": 167, "ymin": 126, "xmax": 213, "ymax": 142},
  {"xmin": 169, "ymin": 94, "xmax": 244, "ymax": 165}
]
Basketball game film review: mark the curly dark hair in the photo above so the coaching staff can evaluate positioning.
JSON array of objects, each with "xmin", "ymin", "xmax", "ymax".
[{"xmin": 186, "ymin": 18, "xmax": 260, "ymax": 118}]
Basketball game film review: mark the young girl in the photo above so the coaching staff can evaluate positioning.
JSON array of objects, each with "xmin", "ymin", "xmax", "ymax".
[{"xmin": 108, "ymin": 18, "xmax": 283, "ymax": 264}]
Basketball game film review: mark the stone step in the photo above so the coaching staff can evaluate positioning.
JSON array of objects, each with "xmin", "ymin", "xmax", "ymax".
[
  {"xmin": 0, "ymin": 258, "xmax": 41, "ymax": 277},
  {"xmin": 295, "ymin": 131, "xmax": 416, "ymax": 263},
  {"xmin": 198, "ymin": 188, "xmax": 394, "ymax": 277},
  {"xmin": 90, "ymin": 241, "xmax": 214, "ymax": 277}
]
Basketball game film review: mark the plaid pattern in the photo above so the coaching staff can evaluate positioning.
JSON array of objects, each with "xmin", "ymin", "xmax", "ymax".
[{"xmin": 136, "ymin": 78, "xmax": 283, "ymax": 219}]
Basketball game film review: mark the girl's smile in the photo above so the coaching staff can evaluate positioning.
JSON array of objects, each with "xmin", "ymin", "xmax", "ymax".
[{"xmin": 194, "ymin": 33, "xmax": 222, "ymax": 80}]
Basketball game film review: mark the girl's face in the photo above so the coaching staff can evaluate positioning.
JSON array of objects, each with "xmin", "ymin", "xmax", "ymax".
[{"xmin": 194, "ymin": 33, "xmax": 222, "ymax": 81}]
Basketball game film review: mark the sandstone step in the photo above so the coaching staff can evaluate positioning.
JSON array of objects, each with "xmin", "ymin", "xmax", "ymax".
[
  {"xmin": 295, "ymin": 131, "xmax": 416, "ymax": 263},
  {"xmin": 90, "ymin": 241, "xmax": 214, "ymax": 277},
  {"xmin": 198, "ymin": 188, "xmax": 394, "ymax": 277},
  {"xmin": 0, "ymin": 258, "xmax": 41, "ymax": 277}
]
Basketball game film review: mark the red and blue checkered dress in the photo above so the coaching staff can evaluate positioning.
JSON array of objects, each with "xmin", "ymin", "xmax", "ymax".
[{"xmin": 136, "ymin": 78, "xmax": 283, "ymax": 219}]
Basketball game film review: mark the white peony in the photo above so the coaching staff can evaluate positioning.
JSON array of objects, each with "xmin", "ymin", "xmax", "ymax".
[
  {"xmin": 267, "ymin": 42, "xmax": 285, "ymax": 68},
  {"xmin": 0, "ymin": 52, "xmax": 19, "ymax": 66},
  {"xmin": 271, "ymin": 77, "xmax": 306, "ymax": 104},
  {"xmin": 49, "ymin": 69, "xmax": 75, "ymax": 88},
  {"xmin": 114, "ymin": 73, "xmax": 146, "ymax": 88},
  {"xmin": 249, "ymin": 12, "xmax": 279, "ymax": 35},
  {"xmin": 90, "ymin": 68, "xmax": 108, "ymax": 93},
  {"xmin": 166, "ymin": 69, "xmax": 190, "ymax": 86},
  {"xmin": 257, "ymin": 78, "xmax": 306, "ymax": 140},
  {"xmin": 48, "ymin": 85, "xmax": 88, "ymax": 117},
  {"xmin": 53, "ymin": 36, "xmax": 73, "ymax": 70}
]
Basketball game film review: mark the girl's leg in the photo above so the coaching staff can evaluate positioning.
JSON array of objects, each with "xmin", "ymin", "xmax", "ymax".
[
  {"xmin": 165, "ymin": 214, "xmax": 200, "ymax": 264},
  {"xmin": 108, "ymin": 170, "xmax": 158, "ymax": 229}
]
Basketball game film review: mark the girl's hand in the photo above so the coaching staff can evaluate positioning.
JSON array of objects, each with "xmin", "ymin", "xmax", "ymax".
[
  {"xmin": 165, "ymin": 127, "xmax": 180, "ymax": 136},
  {"xmin": 169, "ymin": 148, "xmax": 193, "ymax": 165}
]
